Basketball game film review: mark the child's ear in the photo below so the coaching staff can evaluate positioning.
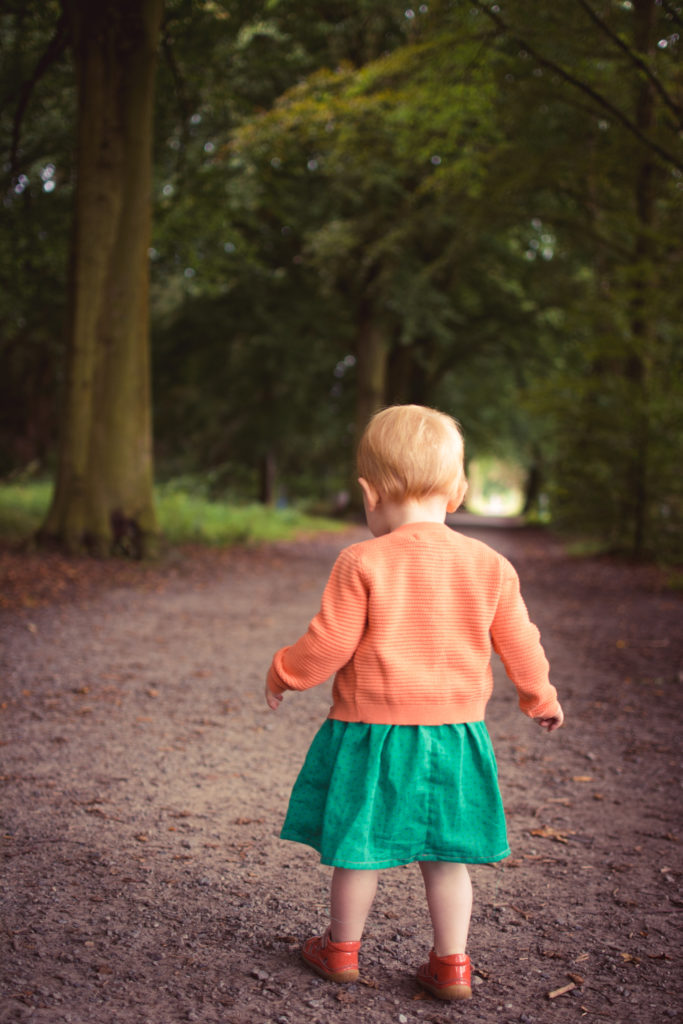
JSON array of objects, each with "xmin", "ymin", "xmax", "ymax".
[
  {"xmin": 358, "ymin": 477, "xmax": 380, "ymax": 511},
  {"xmin": 446, "ymin": 482, "xmax": 467, "ymax": 514}
]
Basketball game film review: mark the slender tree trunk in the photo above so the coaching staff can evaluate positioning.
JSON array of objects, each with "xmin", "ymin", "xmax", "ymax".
[
  {"xmin": 386, "ymin": 342, "xmax": 430, "ymax": 406},
  {"xmin": 354, "ymin": 315, "xmax": 389, "ymax": 445},
  {"xmin": 521, "ymin": 459, "xmax": 543, "ymax": 518},
  {"xmin": 259, "ymin": 450, "xmax": 277, "ymax": 506},
  {"xmin": 628, "ymin": 0, "xmax": 657, "ymax": 557},
  {"xmin": 349, "ymin": 313, "xmax": 389, "ymax": 511},
  {"xmin": 41, "ymin": 0, "xmax": 163, "ymax": 556}
]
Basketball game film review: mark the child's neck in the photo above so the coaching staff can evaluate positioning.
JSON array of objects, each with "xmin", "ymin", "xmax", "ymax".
[{"xmin": 383, "ymin": 495, "xmax": 449, "ymax": 533}]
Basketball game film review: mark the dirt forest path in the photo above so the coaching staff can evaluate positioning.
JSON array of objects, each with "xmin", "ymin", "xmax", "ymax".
[{"xmin": 1, "ymin": 523, "xmax": 681, "ymax": 1024}]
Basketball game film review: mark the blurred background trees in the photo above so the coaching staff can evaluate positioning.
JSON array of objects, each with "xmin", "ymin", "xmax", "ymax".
[{"xmin": 1, "ymin": 0, "xmax": 681, "ymax": 557}]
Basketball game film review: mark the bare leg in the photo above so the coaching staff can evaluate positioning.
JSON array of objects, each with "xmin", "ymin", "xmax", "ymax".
[
  {"xmin": 329, "ymin": 867, "xmax": 379, "ymax": 942},
  {"xmin": 419, "ymin": 861, "xmax": 472, "ymax": 956}
]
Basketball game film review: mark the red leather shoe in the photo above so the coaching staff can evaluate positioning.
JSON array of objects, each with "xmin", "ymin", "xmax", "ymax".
[
  {"xmin": 301, "ymin": 928, "xmax": 360, "ymax": 983},
  {"xmin": 416, "ymin": 949, "xmax": 472, "ymax": 1000}
]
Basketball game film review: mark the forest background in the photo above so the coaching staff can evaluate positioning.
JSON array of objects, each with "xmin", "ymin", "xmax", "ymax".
[{"xmin": 1, "ymin": 0, "xmax": 681, "ymax": 560}]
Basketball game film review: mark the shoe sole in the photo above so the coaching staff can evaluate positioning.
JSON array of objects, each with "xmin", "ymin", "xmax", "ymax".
[
  {"xmin": 301, "ymin": 953, "xmax": 359, "ymax": 984},
  {"xmin": 416, "ymin": 978, "xmax": 472, "ymax": 1000}
]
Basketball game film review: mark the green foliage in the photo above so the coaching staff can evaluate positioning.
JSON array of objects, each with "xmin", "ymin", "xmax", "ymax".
[
  {"xmin": 0, "ymin": 480, "xmax": 53, "ymax": 541},
  {"xmin": 1, "ymin": 0, "xmax": 681, "ymax": 559},
  {"xmin": 451, "ymin": 0, "xmax": 683, "ymax": 559},
  {"xmin": 156, "ymin": 491, "xmax": 343, "ymax": 545},
  {"xmin": 0, "ymin": 1, "xmax": 73, "ymax": 471},
  {"xmin": 148, "ymin": 1, "xmax": 419, "ymax": 500},
  {"xmin": 0, "ymin": 481, "xmax": 343, "ymax": 546},
  {"xmin": 221, "ymin": 24, "xmax": 529, "ymax": 473}
]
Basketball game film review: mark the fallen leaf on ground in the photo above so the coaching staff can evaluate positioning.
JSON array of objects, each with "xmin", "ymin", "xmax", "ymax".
[{"xmin": 530, "ymin": 825, "xmax": 576, "ymax": 844}]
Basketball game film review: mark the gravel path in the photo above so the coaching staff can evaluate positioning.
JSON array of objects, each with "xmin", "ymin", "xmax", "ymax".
[{"xmin": 1, "ymin": 524, "xmax": 681, "ymax": 1024}]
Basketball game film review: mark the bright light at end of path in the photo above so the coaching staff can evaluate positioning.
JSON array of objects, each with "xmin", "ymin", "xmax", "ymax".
[{"xmin": 466, "ymin": 457, "xmax": 525, "ymax": 517}]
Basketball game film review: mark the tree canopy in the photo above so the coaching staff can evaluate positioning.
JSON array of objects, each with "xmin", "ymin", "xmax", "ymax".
[{"xmin": 1, "ymin": 0, "xmax": 681, "ymax": 557}]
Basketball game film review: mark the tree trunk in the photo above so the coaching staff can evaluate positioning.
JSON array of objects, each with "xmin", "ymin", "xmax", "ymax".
[
  {"xmin": 521, "ymin": 459, "xmax": 543, "ymax": 518},
  {"xmin": 259, "ymin": 450, "xmax": 277, "ymax": 507},
  {"xmin": 348, "ymin": 314, "xmax": 389, "ymax": 511},
  {"xmin": 628, "ymin": 0, "xmax": 657, "ymax": 557},
  {"xmin": 354, "ymin": 315, "xmax": 389, "ymax": 446},
  {"xmin": 386, "ymin": 342, "xmax": 430, "ymax": 406},
  {"xmin": 41, "ymin": 0, "xmax": 163, "ymax": 556}
]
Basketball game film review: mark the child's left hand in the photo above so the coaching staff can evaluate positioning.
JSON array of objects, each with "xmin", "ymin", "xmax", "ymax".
[
  {"xmin": 535, "ymin": 703, "xmax": 564, "ymax": 732},
  {"xmin": 265, "ymin": 681, "xmax": 283, "ymax": 711}
]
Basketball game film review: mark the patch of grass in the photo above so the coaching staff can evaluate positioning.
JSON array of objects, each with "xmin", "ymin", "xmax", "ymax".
[
  {"xmin": 0, "ymin": 481, "xmax": 53, "ymax": 541},
  {"xmin": 0, "ymin": 481, "xmax": 344, "ymax": 547},
  {"xmin": 155, "ymin": 489, "xmax": 343, "ymax": 545}
]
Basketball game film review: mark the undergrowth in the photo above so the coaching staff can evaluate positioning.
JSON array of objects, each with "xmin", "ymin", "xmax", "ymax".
[{"xmin": 0, "ymin": 481, "xmax": 343, "ymax": 547}]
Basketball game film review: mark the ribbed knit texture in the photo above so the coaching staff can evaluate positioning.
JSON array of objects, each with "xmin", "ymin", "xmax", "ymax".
[{"xmin": 267, "ymin": 521, "xmax": 559, "ymax": 725}]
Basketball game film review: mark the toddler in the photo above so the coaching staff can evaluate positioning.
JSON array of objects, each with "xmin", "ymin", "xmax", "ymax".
[{"xmin": 265, "ymin": 404, "xmax": 563, "ymax": 999}]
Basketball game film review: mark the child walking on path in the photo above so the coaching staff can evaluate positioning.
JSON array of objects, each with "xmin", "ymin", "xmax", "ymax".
[{"xmin": 265, "ymin": 405, "xmax": 564, "ymax": 1000}]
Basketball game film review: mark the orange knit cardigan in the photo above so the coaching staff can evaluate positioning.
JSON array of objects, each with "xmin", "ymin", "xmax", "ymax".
[{"xmin": 267, "ymin": 522, "xmax": 559, "ymax": 726}]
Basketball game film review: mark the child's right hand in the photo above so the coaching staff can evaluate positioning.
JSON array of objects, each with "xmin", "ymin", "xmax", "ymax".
[
  {"xmin": 265, "ymin": 680, "xmax": 284, "ymax": 711},
  {"xmin": 535, "ymin": 703, "xmax": 564, "ymax": 732}
]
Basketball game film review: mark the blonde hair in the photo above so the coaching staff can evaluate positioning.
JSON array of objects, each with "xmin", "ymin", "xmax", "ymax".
[{"xmin": 357, "ymin": 405, "xmax": 467, "ymax": 504}]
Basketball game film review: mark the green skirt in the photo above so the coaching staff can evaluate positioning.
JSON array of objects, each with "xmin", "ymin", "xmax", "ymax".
[{"xmin": 281, "ymin": 719, "xmax": 510, "ymax": 869}]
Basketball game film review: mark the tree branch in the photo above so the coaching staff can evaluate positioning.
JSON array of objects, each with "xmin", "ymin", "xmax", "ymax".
[
  {"xmin": 159, "ymin": 29, "xmax": 193, "ymax": 174},
  {"xmin": 160, "ymin": 24, "xmax": 194, "ymax": 123},
  {"xmin": 10, "ymin": 13, "xmax": 69, "ymax": 179},
  {"xmin": 574, "ymin": 0, "xmax": 682, "ymax": 127},
  {"xmin": 470, "ymin": 0, "xmax": 683, "ymax": 173}
]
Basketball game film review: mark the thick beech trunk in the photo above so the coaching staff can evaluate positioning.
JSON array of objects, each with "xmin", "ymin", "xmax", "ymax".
[{"xmin": 41, "ymin": 0, "xmax": 163, "ymax": 556}]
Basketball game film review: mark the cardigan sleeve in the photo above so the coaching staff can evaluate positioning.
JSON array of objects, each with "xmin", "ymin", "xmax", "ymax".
[
  {"xmin": 267, "ymin": 546, "xmax": 369, "ymax": 695},
  {"xmin": 490, "ymin": 557, "xmax": 560, "ymax": 720}
]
